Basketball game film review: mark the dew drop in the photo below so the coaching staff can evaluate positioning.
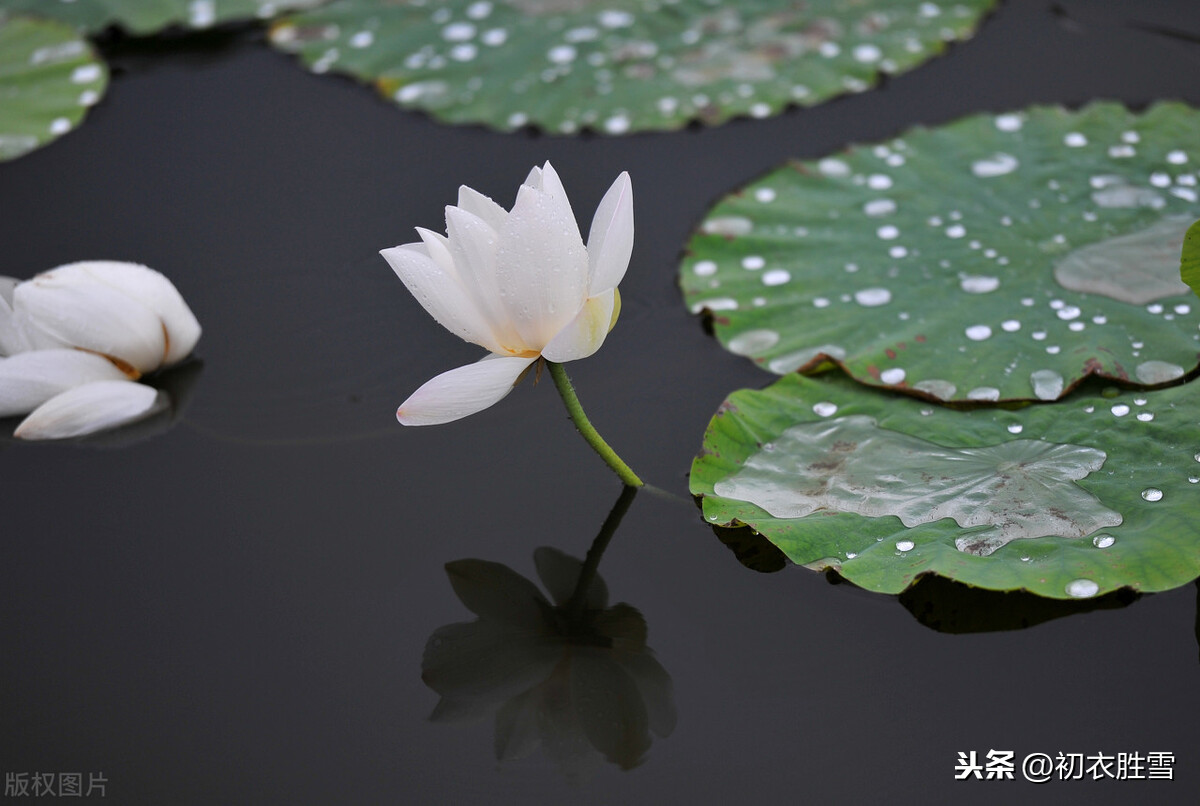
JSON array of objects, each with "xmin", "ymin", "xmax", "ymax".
[
  {"xmin": 994, "ymin": 113, "xmax": 1023, "ymax": 132},
  {"xmin": 1066, "ymin": 579, "xmax": 1099, "ymax": 598},
  {"xmin": 1135, "ymin": 360, "xmax": 1185, "ymax": 384},
  {"xmin": 945, "ymin": 224, "xmax": 966, "ymax": 239},
  {"xmin": 762, "ymin": 269, "xmax": 791, "ymax": 286},
  {"xmin": 965, "ymin": 324, "xmax": 992, "ymax": 341},
  {"xmin": 1001, "ymin": 319, "xmax": 1021, "ymax": 332},
  {"xmin": 1111, "ymin": 404, "xmax": 1130, "ymax": 417},
  {"xmin": 728, "ymin": 329, "xmax": 780, "ymax": 356},
  {"xmin": 741, "ymin": 255, "xmax": 765, "ymax": 270},
  {"xmin": 864, "ymin": 199, "xmax": 897, "ymax": 217},
  {"xmin": 880, "ymin": 368, "xmax": 906, "ymax": 384},
  {"xmin": 1092, "ymin": 534, "xmax": 1115, "ymax": 549},
  {"xmin": 442, "ymin": 22, "xmax": 476, "ymax": 41},
  {"xmin": 812, "ymin": 401, "xmax": 838, "ymax": 417},
  {"xmin": 967, "ymin": 387, "xmax": 1000, "ymax": 401},
  {"xmin": 693, "ymin": 260, "xmax": 717, "ymax": 277},
  {"xmin": 818, "ymin": 158, "xmax": 850, "ymax": 177},
  {"xmin": 1136, "ymin": 411, "xmax": 1154, "ymax": 422},
  {"xmin": 547, "ymin": 44, "xmax": 576, "ymax": 64},
  {"xmin": 913, "ymin": 379, "xmax": 956, "ymax": 400},
  {"xmin": 702, "ymin": 217, "xmax": 753, "ymax": 236},
  {"xmin": 854, "ymin": 288, "xmax": 892, "ymax": 307},
  {"xmin": 972, "ymin": 153, "xmax": 1019, "ymax": 178},
  {"xmin": 1030, "ymin": 369, "xmax": 1063, "ymax": 400},
  {"xmin": 853, "ymin": 43, "xmax": 882, "ymax": 63},
  {"xmin": 867, "ymin": 174, "xmax": 893, "ymax": 190},
  {"xmin": 896, "ymin": 539, "xmax": 915, "ymax": 552},
  {"xmin": 603, "ymin": 114, "xmax": 631, "ymax": 134},
  {"xmin": 755, "ymin": 187, "xmax": 777, "ymax": 203},
  {"xmin": 481, "ymin": 28, "xmax": 508, "ymax": 46},
  {"xmin": 1007, "ymin": 424, "xmax": 1023, "ymax": 434},
  {"xmin": 960, "ymin": 275, "xmax": 999, "ymax": 294},
  {"xmin": 1141, "ymin": 488, "xmax": 1163, "ymax": 502},
  {"xmin": 1064, "ymin": 132, "xmax": 1088, "ymax": 148},
  {"xmin": 71, "ymin": 64, "xmax": 101, "ymax": 84},
  {"xmin": 689, "ymin": 297, "xmax": 738, "ymax": 313}
]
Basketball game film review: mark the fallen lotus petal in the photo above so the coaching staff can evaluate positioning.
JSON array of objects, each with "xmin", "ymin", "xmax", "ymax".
[
  {"xmin": 0, "ymin": 349, "xmax": 126, "ymax": 417},
  {"xmin": 14, "ymin": 379, "xmax": 166, "ymax": 440},
  {"xmin": 383, "ymin": 162, "xmax": 632, "ymax": 425},
  {"xmin": 1, "ymin": 261, "xmax": 202, "ymax": 373}
]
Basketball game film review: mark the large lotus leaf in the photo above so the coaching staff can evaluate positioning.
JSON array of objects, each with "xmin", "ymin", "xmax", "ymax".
[
  {"xmin": 1, "ymin": 0, "xmax": 328, "ymax": 36},
  {"xmin": 682, "ymin": 102, "xmax": 1200, "ymax": 401},
  {"xmin": 1183, "ymin": 219, "xmax": 1200, "ymax": 301},
  {"xmin": 691, "ymin": 371, "xmax": 1200, "ymax": 599},
  {"xmin": 0, "ymin": 14, "xmax": 107, "ymax": 161},
  {"xmin": 267, "ymin": 0, "xmax": 995, "ymax": 135}
]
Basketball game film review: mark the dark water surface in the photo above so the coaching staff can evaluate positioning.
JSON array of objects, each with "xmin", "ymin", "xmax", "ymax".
[{"xmin": 2, "ymin": 1, "xmax": 1199, "ymax": 803}]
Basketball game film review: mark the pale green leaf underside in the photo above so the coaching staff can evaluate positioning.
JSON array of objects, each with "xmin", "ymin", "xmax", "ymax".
[
  {"xmin": 1, "ymin": 0, "xmax": 327, "ymax": 36},
  {"xmin": 268, "ymin": 0, "xmax": 995, "ymax": 135},
  {"xmin": 0, "ymin": 14, "xmax": 107, "ymax": 161},
  {"xmin": 692, "ymin": 372, "xmax": 1200, "ymax": 598},
  {"xmin": 1182, "ymin": 218, "xmax": 1200, "ymax": 301},
  {"xmin": 682, "ymin": 102, "xmax": 1200, "ymax": 401}
]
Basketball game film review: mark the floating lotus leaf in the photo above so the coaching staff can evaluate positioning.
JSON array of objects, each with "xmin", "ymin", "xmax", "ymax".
[
  {"xmin": 1, "ymin": 0, "xmax": 327, "ymax": 36},
  {"xmin": 267, "ymin": 0, "xmax": 995, "ymax": 135},
  {"xmin": 0, "ymin": 15, "xmax": 107, "ymax": 161},
  {"xmin": 691, "ymin": 372, "xmax": 1200, "ymax": 598},
  {"xmin": 681, "ymin": 102, "xmax": 1200, "ymax": 401},
  {"xmin": 1182, "ymin": 218, "xmax": 1200, "ymax": 301}
]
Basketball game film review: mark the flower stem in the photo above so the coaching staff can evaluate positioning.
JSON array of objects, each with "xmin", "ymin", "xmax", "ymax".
[{"xmin": 546, "ymin": 361, "xmax": 643, "ymax": 487}]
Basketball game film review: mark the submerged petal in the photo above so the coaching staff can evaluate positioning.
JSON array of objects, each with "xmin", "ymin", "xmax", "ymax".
[
  {"xmin": 445, "ymin": 559, "xmax": 550, "ymax": 626},
  {"xmin": 541, "ymin": 289, "xmax": 616, "ymax": 363},
  {"xmin": 14, "ymin": 379, "xmax": 165, "ymax": 440},
  {"xmin": 397, "ymin": 355, "xmax": 537, "ymax": 425},
  {"xmin": 495, "ymin": 184, "xmax": 589, "ymax": 348},
  {"xmin": 0, "ymin": 349, "xmax": 127, "ymax": 417},
  {"xmin": 380, "ymin": 241, "xmax": 501, "ymax": 353},
  {"xmin": 586, "ymin": 172, "xmax": 634, "ymax": 294},
  {"xmin": 422, "ymin": 620, "xmax": 560, "ymax": 704}
]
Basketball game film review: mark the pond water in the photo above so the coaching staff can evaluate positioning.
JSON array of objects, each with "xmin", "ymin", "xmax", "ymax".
[{"xmin": 2, "ymin": 1, "xmax": 1198, "ymax": 802}]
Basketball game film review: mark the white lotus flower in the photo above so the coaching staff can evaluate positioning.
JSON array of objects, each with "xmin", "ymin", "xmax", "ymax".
[
  {"xmin": 382, "ymin": 162, "xmax": 633, "ymax": 425},
  {"xmin": 0, "ymin": 261, "xmax": 201, "ymax": 440},
  {"xmin": 0, "ymin": 260, "xmax": 202, "ymax": 374}
]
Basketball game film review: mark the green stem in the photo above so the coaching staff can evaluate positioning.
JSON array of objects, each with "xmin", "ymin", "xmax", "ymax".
[{"xmin": 546, "ymin": 361, "xmax": 644, "ymax": 488}]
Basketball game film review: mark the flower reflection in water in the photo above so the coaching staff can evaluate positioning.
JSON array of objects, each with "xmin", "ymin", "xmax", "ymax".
[{"xmin": 421, "ymin": 486, "xmax": 675, "ymax": 781}]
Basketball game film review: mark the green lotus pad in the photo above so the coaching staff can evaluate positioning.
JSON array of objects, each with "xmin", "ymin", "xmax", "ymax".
[
  {"xmin": 1, "ymin": 0, "xmax": 328, "ymax": 36},
  {"xmin": 268, "ymin": 0, "xmax": 995, "ymax": 134},
  {"xmin": 692, "ymin": 372, "xmax": 1200, "ymax": 598},
  {"xmin": 1182, "ymin": 218, "xmax": 1200, "ymax": 301},
  {"xmin": 681, "ymin": 102, "xmax": 1200, "ymax": 401},
  {"xmin": 0, "ymin": 14, "xmax": 107, "ymax": 161}
]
